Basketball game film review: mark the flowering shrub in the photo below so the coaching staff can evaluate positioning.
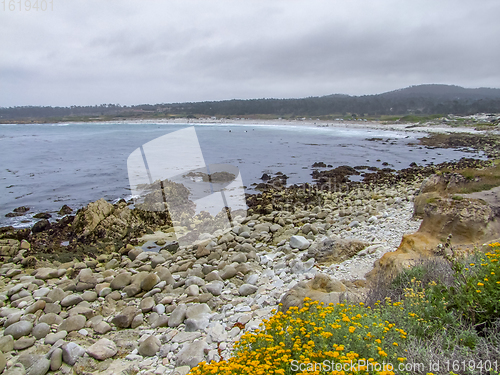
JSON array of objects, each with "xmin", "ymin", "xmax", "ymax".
[
  {"xmin": 447, "ymin": 242, "xmax": 500, "ymax": 325},
  {"xmin": 190, "ymin": 300, "xmax": 406, "ymax": 375},
  {"xmin": 189, "ymin": 243, "xmax": 500, "ymax": 375}
]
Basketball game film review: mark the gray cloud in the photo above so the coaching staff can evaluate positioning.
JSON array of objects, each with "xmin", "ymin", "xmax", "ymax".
[{"xmin": 1, "ymin": 0, "xmax": 499, "ymax": 106}]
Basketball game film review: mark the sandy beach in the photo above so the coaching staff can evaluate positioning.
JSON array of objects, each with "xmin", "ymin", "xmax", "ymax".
[{"xmin": 67, "ymin": 116, "xmax": 499, "ymax": 135}]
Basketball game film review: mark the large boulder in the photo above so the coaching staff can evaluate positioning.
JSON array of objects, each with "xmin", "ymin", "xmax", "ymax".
[
  {"xmin": 304, "ymin": 236, "xmax": 369, "ymax": 264},
  {"xmin": 71, "ymin": 199, "xmax": 170, "ymax": 244},
  {"xmin": 279, "ymin": 273, "xmax": 348, "ymax": 311},
  {"xmin": 419, "ymin": 197, "xmax": 500, "ymax": 243}
]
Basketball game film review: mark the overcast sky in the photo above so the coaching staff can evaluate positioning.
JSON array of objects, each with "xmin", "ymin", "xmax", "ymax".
[{"xmin": 1, "ymin": 0, "xmax": 499, "ymax": 107}]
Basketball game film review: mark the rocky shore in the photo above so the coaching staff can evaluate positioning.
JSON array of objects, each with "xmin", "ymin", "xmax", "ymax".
[
  {"xmin": 0, "ymin": 152, "xmax": 499, "ymax": 375},
  {"xmin": 0, "ymin": 169, "xmax": 435, "ymax": 375}
]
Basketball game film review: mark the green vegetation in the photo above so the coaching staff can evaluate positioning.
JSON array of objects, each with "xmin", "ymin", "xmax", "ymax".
[
  {"xmin": 397, "ymin": 114, "xmax": 447, "ymax": 123},
  {"xmin": 189, "ymin": 243, "xmax": 500, "ymax": 374},
  {"xmin": 445, "ymin": 160, "xmax": 500, "ymax": 194},
  {"xmin": 2, "ymin": 85, "xmax": 500, "ymax": 122}
]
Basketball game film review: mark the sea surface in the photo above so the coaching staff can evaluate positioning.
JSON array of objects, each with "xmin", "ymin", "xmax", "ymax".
[{"xmin": 0, "ymin": 122, "xmax": 483, "ymax": 227}]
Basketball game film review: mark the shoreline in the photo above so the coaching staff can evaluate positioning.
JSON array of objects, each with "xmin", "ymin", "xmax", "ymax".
[{"xmin": 2, "ymin": 117, "xmax": 498, "ymax": 135}]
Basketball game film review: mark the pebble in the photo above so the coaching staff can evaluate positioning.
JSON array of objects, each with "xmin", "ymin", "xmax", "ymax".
[
  {"xmin": 50, "ymin": 348, "xmax": 63, "ymax": 371},
  {"xmin": 138, "ymin": 335, "xmax": 161, "ymax": 357},
  {"xmin": 4, "ymin": 321, "xmax": 33, "ymax": 339},
  {"xmin": 62, "ymin": 342, "xmax": 86, "ymax": 365},
  {"xmin": 86, "ymin": 338, "xmax": 118, "ymax": 360},
  {"xmin": 32, "ymin": 323, "xmax": 51, "ymax": 339},
  {"xmin": 238, "ymin": 284, "xmax": 258, "ymax": 296}
]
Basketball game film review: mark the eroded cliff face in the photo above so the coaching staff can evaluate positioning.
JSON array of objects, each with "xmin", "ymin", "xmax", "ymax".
[{"xmin": 367, "ymin": 173, "xmax": 500, "ymax": 283}]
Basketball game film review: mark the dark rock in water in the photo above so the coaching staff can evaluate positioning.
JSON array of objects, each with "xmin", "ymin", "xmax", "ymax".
[
  {"xmin": 5, "ymin": 206, "xmax": 30, "ymax": 217},
  {"xmin": 32, "ymin": 219, "xmax": 51, "ymax": 233},
  {"xmin": 162, "ymin": 241, "xmax": 179, "ymax": 253},
  {"xmin": 203, "ymin": 171, "xmax": 235, "ymax": 183},
  {"xmin": 34, "ymin": 212, "xmax": 52, "ymax": 219},
  {"xmin": 311, "ymin": 165, "xmax": 360, "ymax": 184},
  {"xmin": 312, "ymin": 162, "xmax": 327, "ymax": 168},
  {"xmin": 14, "ymin": 206, "xmax": 30, "ymax": 213},
  {"xmin": 58, "ymin": 205, "xmax": 73, "ymax": 215},
  {"xmin": 260, "ymin": 173, "xmax": 270, "ymax": 181}
]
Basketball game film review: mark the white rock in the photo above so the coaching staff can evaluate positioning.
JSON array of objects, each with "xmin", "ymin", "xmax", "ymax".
[{"xmin": 289, "ymin": 236, "xmax": 310, "ymax": 250}]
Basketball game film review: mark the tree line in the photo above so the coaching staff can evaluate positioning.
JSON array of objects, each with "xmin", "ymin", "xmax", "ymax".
[{"xmin": 1, "ymin": 84, "xmax": 500, "ymax": 120}]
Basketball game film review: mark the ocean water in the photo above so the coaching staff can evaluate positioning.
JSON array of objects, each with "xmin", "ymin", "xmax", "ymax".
[{"xmin": 0, "ymin": 122, "xmax": 482, "ymax": 227}]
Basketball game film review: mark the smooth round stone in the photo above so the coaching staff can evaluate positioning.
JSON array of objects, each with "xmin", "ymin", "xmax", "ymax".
[
  {"xmin": 205, "ymin": 281, "xmax": 224, "ymax": 296},
  {"xmin": 58, "ymin": 315, "xmax": 86, "ymax": 332},
  {"xmin": 32, "ymin": 323, "xmax": 51, "ymax": 339},
  {"xmin": 245, "ymin": 273, "xmax": 259, "ymax": 285},
  {"xmin": 0, "ymin": 335, "xmax": 14, "ymax": 352},
  {"xmin": 17, "ymin": 354, "xmax": 50, "ymax": 375},
  {"xmin": 45, "ymin": 331, "xmax": 68, "ymax": 345},
  {"xmin": 220, "ymin": 266, "xmax": 237, "ymax": 280},
  {"xmin": 46, "ymin": 288, "xmax": 65, "ymax": 302},
  {"xmin": 50, "ymin": 348, "xmax": 63, "ymax": 371},
  {"xmin": 105, "ymin": 259, "xmax": 119, "ymax": 269},
  {"xmin": 138, "ymin": 335, "xmax": 160, "ymax": 357},
  {"xmin": 62, "ymin": 341, "xmax": 86, "ymax": 366},
  {"xmin": 238, "ymin": 284, "xmax": 258, "ymax": 296},
  {"xmin": 82, "ymin": 291, "xmax": 98, "ymax": 302},
  {"xmin": 4, "ymin": 320, "xmax": 33, "ymax": 339},
  {"xmin": 153, "ymin": 304, "xmax": 165, "ymax": 315},
  {"xmin": 44, "ymin": 302, "xmax": 61, "ymax": 314},
  {"xmin": 4, "ymin": 312, "xmax": 22, "ymax": 328},
  {"xmin": 141, "ymin": 274, "xmax": 160, "ymax": 292},
  {"xmin": 32, "ymin": 288, "xmax": 50, "ymax": 298},
  {"xmin": 107, "ymin": 291, "xmax": 122, "ymax": 300},
  {"xmin": 109, "ymin": 273, "xmax": 132, "ymax": 290},
  {"xmin": 7, "ymin": 363, "xmax": 25, "ymax": 375},
  {"xmin": 140, "ymin": 297, "xmax": 155, "ymax": 313},
  {"xmin": 25, "ymin": 300, "xmax": 46, "ymax": 314},
  {"xmin": 60, "ymin": 295, "xmax": 83, "ymax": 307},
  {"xmin": 0, "ymin": 352, "xmax": 6, "ymax": 373},
  {"xmin": 131, "ymin": 313, "xmax": 144, "ymax": 329},
  {"xmin": 39, "ymin": 313, "xmax": 63, "ymax": 325},
  {"xmin": 94, "ymin": 321, "xmax": 112, "ymax": 335},
  {"xmin": 86, "ymin": 338, "xmax": 117, "ymax": 360},
  {"xmin": 99, "ymin": 287, "xmax": 112, "ymax": 297},
  {"xmin": 14, "ymin": 336, "xmax": 36, "ymax": 350},
  {"xmin": 186, "ymin": 285, "xmax": 199, "ymax": 296}
]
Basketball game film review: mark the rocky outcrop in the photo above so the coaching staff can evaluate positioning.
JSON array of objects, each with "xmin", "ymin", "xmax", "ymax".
[
  {"xmin": 367, "ymin": 174, "xmax": 500, "ymax": 283},
  {"xmin": 419, "ymin": 197, "xmax": 500, "ymax": 244}
]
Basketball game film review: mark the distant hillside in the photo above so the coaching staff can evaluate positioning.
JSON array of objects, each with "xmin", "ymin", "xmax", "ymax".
[
  {"xmin": 1, "ymin": 84, "xmax": 500, "ymax": 121},
  {"xmin": 379, "ymin": 84, "xmax": 500, "ymax": 100}
]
